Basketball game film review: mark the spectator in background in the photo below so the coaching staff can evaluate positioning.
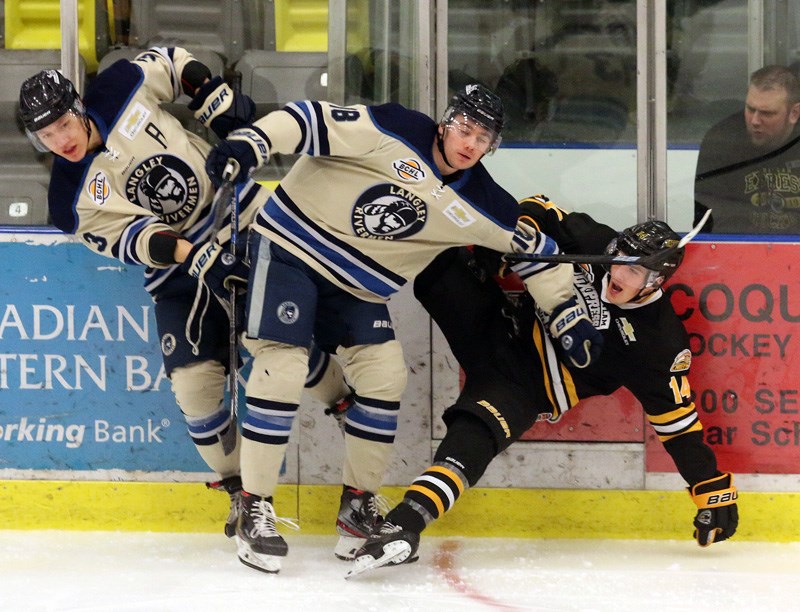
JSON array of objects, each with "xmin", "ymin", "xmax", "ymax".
[{"xmin": 694, "ymin": 65, "xmax": 800, "ymax": 233}]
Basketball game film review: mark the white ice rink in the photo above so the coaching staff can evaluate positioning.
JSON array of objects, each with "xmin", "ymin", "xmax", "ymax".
[{"xmin": 2, "ymin": 531, "xmax": 799, "ymax": 611}]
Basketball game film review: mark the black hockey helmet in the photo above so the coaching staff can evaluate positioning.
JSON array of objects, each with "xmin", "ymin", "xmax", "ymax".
[
  {"xmin": 19, "ymin": 69, "xmax": 86, "ymax": 151},
  {"xmin": 441, "ymin": 83, "xmax": 505, "ymax": 153},
  {"xmin": 604, "ymin": 220, "xmax": 684, "ymax": 287}
]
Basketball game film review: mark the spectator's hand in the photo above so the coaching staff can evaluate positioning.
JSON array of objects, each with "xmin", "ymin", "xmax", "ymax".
[
  {"xmin": 206, "ymin": 127, "xmax": 270, "ymax": 187},
  {"xmin": 548, "ymin": 297, "xmax": 603, "ymax": 368},
  {"xmin": 188, "ymin": 76, "xmax": 256, "ymax": 139},
  {"xmin": 689, "ymin": 472, "xmax": 738, "ymax": 546},
  {"xmin": 180, "ymin": 240, "xmax": 249, "ymax": 301}
]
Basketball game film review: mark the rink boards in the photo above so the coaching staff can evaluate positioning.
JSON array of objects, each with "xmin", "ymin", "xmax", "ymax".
[{"xmin": 1, "ymin": 232, "xmax": 800, "ymax": 540}]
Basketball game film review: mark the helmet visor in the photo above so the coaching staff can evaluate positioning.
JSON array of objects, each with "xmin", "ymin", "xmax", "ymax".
[
  {"xmin": 443, "ymin": 109, "xmax": 502, "ymax": 154},
  {"xmin": 603, "ymin": 240, "xmax": 664, "ymax": 289},
  {"xmin": 25, "ymin": 100, "xmax": 86, "ymax": 153}
]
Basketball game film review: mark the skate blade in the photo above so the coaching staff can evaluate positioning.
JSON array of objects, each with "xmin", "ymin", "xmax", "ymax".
[
  {"xmin": 236, "ymin": 538, "xmax": 283, "ymax": 574},
  {"xmin": 344, "ymin": 541, "xmax": 411, "ymax": 579},
  {"xmin": 334, "ymin": 534, "xmax": 366, "ymax": 561}
]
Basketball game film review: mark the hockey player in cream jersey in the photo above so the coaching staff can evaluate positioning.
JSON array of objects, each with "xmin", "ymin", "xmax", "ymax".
[
  {"xmin": 18, "ymin": 49, "xmax": 350, "ymax": 544},
  {"xmin": 204, "ymin": 84, "xmax": 604, "ymax": 572}
]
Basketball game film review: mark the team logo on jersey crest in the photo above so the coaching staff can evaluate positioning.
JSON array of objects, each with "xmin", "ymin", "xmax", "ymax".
[
  {"xmin": 126, "ymin": 155, "xmax": 199, "ymax": 222},
  {"xmin": 118, "ymin": 102, "xmax": 151, "ymax": 140},
  {"xmin": 87, "ymin": 172, "xmax": 110, "ymax": 206},
  {"xmin": 352, "ymin": 184, "xmax": 427, "ymax": 240},
  {"xmin": 277, "ymin": 301, "xmax": 300, "ymax": 325},
  {"xmin": 392, "ymin": 158, "xmax": 426, "ymax": 183},
  {"xmin": 670, "ymin": 348, "xmax": 692, "ymax": 372}
]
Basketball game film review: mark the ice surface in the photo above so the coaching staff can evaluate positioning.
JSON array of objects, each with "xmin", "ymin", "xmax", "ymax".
[{"xmin": 1, "ymin": 531, "xmax": 798, "ymax": 611}]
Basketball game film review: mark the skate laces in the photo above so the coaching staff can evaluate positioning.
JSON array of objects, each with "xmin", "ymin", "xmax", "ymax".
[
  {"xmin": 346, "ymin": 491, "xmax": 392, "ymax": 521},
  {"xmin": 249, "ymin": 499, "xmax": 300, "ymax": 537},
  {"xmin": 374, "ymin": 494, "xmax": 393, "ymax": 516},
  {"xmin": 375, "ymin": 521, "xmax": 403, "ymax": 536}
]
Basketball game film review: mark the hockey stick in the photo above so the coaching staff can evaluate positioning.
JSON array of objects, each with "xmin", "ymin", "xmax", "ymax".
[
  {"xmin": 210, "ymin": 159, "xmax": 241, "ymax": 418},
  {"xmin": 503, "ymin": 208, "xmax": 712, "ymax": 267}
]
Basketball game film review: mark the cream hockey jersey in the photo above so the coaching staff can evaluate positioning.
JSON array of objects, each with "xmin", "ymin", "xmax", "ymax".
[
  {"xmin": 47, "ymin": 47, "xmax": 264, "ymax": 294},
  {"xmin": 250, "ymin": 101, "xmax": 572, "ymax": 311}
]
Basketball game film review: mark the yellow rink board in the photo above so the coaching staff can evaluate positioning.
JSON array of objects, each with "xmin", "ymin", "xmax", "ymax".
[{"xmin": 1, "ymin": 481, "xmax": 797, "ymax": 542}]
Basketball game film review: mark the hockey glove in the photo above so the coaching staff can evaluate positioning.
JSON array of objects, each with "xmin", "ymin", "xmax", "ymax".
[
  {"xmin": 181, "ymin": 240, "xmax": 249, "ymax": 301},
  {"xmin": 548, "ymin": 297, "xmax": 603, "ymax": 368},
  {"xmin": 206, "ymin": 127, "xmax": 270, "ymax": 187},
  {"xmin": 689, "ymin": 471, "xmax": 738, "ymax": 547},
  {"xmin": 188, "ymin": 76, "xmax": 256, "ymax": 140}
]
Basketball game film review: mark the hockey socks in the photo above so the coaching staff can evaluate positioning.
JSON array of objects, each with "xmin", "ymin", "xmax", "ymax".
[{"xmin": 393, "ymin": 462, "xmax": 469, "ymax": 531}]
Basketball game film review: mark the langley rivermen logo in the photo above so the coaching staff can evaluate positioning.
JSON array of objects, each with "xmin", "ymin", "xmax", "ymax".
[
  {"xmin": 126, "ymin": 155, "xmax": 198, "ymax": 221},
  {"xmin": 352, "ymin": 184, "xmax": 427, "ymax": 240}
]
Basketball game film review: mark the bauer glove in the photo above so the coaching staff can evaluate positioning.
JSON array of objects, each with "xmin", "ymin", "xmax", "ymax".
[
  {"xmin": 689, "ymin": 471, "xmax": 738, "ymax": 547},
  {"xmin": 181, "ymin": 240, "xmax": 249, "ymax": 301},
  {"xmin": 206, "ymin": 127, "xmax": 270, "ymax": 187},
  {"xmin": 548, "ymin": 297, "xmax": 603, "ymax": 368},
  {"xmin": 188, "ymin": 76, "xmax": 256, "ymax": 140}
]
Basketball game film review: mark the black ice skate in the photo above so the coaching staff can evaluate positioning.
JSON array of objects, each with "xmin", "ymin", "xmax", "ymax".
[
  {"xmin": 236, "ymin": 492, "xmax": 293, "ymax": 573},
  {"xmin": 206, "ymin": 475, "xmax": 242, "ymax": 538},
  {"xmin": 334, "ymin": 487, "xmax": 383, "ymax": 560},
  {"xmin": 345, "ymin": 521, "xmax": 420, "ymax": 579}
]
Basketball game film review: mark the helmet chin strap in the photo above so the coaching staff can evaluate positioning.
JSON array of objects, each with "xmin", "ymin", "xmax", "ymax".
[{"xmin": 436, "ymin": 128, "xmax": 456, "ymax": 170}]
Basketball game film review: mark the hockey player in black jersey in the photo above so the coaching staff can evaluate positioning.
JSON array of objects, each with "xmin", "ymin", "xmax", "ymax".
[{"xmin": 348, "ymin": 195, "xmax": 739, "ymax": 577}]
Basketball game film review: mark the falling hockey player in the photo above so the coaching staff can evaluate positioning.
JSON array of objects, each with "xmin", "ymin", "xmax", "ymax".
[{"xmin": 347, "ymin": 196, "xmax": 739, "ymax": 577}]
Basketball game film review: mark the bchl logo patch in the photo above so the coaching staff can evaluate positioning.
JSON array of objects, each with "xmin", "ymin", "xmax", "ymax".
[
  {"xmin": 126, "ymin": 155, "xmax": 199, "ymax": 222},
  {"xmin": 670, "ymin": 348, "xmax": 692, "ymax": 372},
  {"xmin": 352, "ymin": 184, "xmax": 427, "ymax": 240},
  {"xmin": 87, "ymin": 172, "xmax": 110, "ymax": 205},
  {"xmin": 391, "ymin": 158, "xmax": 426, "ymax": 183},
  {"xmin": 277, "ymin": 301, "xmax": 300, "ymax": 325}
]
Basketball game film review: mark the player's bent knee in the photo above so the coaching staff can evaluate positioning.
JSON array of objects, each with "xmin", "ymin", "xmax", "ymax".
[
  {"xmin": 338, "ymin": 340, "xmax": 407, "ymax": 401},
  {"xmin": 171, "ymin": 360, "xmax": 226, "ymax": 418},
  {"xmin": 243, "ymin": 338, "xmax": 310, "ymax": 404}
]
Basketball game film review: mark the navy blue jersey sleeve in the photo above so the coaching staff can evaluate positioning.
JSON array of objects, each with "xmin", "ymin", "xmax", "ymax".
[
  {"xmin": 83, "ymin": 60, "xmax": 145, "ymax": 140},
  {"xmin": 48, "ymin": 158, "xmax": 89, "ymax": 233},
  {"xmin": 368, "ymin": 103, "xmax": 438, "ymax": 158}
]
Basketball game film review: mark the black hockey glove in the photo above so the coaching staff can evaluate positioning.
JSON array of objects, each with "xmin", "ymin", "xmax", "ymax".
[
  {"xmin": 181, "ymin": 240, "xmax": 249, "ymax": 301},
  {"xmin": 689, "ymin": 471, "xmax": 738, "ymax": 547},
  {"xmin": 188, "ymin": 76, "xmax": 256, "ymax": 140},
  {"xmin": 206, "ymin": 127, "xmax": 270, "ymax": 187},
  {"xmin": 548, "ymin": 297, "xmax": 603, "ymax": 368}
]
